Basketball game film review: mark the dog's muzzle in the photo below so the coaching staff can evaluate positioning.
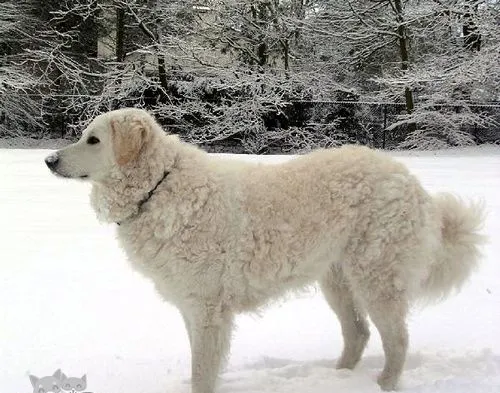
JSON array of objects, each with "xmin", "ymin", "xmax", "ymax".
[{"xmin": 45, "ymin": 153, "xmax": 59, "ymax": 170}]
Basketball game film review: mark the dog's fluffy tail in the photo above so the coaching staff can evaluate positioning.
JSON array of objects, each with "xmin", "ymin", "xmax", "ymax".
[{"xmin": 420, "ymin": 193, "xmax": 486, "ymax": 302}]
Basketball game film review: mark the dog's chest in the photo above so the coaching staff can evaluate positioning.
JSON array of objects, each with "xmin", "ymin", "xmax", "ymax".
[{"xmin": 116, "ymin": 221, "xmax": 228, "ymax": 299}]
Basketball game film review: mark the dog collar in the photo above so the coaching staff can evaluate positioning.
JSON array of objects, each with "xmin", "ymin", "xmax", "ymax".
[{"xmin": 116, "ymin": 171, "xmax": 170, "ymax": 226}]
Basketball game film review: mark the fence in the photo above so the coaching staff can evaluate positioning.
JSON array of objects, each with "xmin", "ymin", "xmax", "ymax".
[
  {"xmin": 287, "ymin": 100, "xmax": 500, "ymax": 150},
  {"xmin": 1, "ymin": 94, "xmax": 499, "ymax": 151}
]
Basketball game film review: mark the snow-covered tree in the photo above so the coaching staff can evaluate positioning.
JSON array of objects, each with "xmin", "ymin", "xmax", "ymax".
[
  {"xmin": 2, "ymin": 0, "xmax": 499, "ymax": 150},
  {"xmin": 374, "ymin": 0, "xmax": 500, "ymax": 148},
  {"xmin": 0, "ymin": 1, "xmax": 44, "ymax": 137}
]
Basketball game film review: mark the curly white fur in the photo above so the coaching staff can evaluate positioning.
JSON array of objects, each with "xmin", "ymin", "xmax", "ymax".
[{"xmin": 48, "ymin": 108, "xmax": 486, "ymax": 393}]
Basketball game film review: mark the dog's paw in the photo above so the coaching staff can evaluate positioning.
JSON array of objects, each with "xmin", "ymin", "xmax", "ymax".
[
  {"xmin": 377, "ymin": 372, "xmax": 398, "ymax": 391},
  {"xmin": 335, "ymin": 358, "xmax": 357, "ymax": 370}
]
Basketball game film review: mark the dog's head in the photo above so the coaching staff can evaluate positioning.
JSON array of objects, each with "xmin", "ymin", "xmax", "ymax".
[{"xmin": 45, "ymin": 108, "xmax": 157, "ymax": 181}]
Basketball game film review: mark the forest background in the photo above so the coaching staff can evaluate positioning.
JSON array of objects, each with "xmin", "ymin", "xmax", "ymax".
[{"xmin": 1, "ymin": 0, "xmax": 499, "ymax": 152}]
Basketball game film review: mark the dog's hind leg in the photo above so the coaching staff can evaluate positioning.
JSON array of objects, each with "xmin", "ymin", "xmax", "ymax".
[
  {"xmin": 366, "ymin": 292, "xmax": 408, "ymax": 391},
  {"xmin": 320, "ymin": 266, "xmax": 370, "ymax": 370},
  {"xmin": 181, "ymin": 311, "xmax": 193, "ymax": 348},
  {"xmin": 188, "ymin": 304, "xmax": 233, "ymax": 393}
]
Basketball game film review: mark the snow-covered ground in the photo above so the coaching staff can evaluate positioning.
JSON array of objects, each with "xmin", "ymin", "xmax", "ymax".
[{"xmin": 1, "ymin": 147, "xmax": 499, "ymax": 393}]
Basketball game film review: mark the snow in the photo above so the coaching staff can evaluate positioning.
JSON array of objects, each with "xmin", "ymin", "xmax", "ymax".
[{"xmin": 0, "ymin": 147, "xmax": 499, "ymax": 393}]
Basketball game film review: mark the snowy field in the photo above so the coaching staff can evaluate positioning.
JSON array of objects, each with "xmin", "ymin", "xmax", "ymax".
[{"xmin": 1, "ymin": 146, "xmax": 499, "ymax": 393}]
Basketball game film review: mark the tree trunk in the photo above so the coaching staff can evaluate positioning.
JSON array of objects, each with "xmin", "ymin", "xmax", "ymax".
[
  {"xmin": 463, "ymin": 1, "xmax": 481, "ymax": 51},
  {"xmin": 292, "ymin": 0, "xmax": 304, "ymax": 45},
  {"xmin": 115, "ymin": 6, "xmax": 125, "ymax": 62},
  {"xmin": 394, "ymin": 0, "xmax": 416, "ymax": 132},
  {"xmin": 157, "ymin": 53, "xmax": 169, "ymax": 94},
  {"xmin": 97, "ymin": 1, "xmax": 116, "ymax": 59},
  {"xmin": 127, "ymin": 3, "xmax": 169, "ymax": 95},
  {"xmin": 283, "ymin": 39, "xmax": 289, "ymax": 71},
  {"xmin": 254, "ymin": 4, "xmax": 268, "ymax": 67}
]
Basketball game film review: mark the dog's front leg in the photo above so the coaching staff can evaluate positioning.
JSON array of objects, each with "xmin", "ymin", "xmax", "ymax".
[{"xmin": 188, "ymin": 307, "xmax": 233, "ymax": 393}]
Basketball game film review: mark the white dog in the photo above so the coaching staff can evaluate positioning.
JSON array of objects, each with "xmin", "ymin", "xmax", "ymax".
[{"xmin": 45, "ymin": 108, "xmax": 485, "ymax": 392}]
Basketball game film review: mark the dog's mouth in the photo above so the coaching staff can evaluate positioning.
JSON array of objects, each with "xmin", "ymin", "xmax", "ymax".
[
  {"xmin": 45, "ymin": 154, "xmax": 90, "ymax": 180},
  {"xmin": 51, "ymin": 170, "xmax": 70, "ymax": 178},
  {"xmin": 50, "ymin": 169, "xmax": 89, "ymax": 180}
]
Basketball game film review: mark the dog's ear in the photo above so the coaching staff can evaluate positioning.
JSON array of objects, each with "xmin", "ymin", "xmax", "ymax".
[
  {"xmin": 53, "ymin": 369, "xmax": 63, "ymax": 380},
  {"xmin": 111, "ymin": 114, "xmax": 150, "ymax": 166},
  {"xmin": 29, "ymin": 375, "xmax": 39, "ymax": 388}
]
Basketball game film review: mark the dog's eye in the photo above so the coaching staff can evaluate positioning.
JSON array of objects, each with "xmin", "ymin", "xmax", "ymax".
[{"xmin": 87, "ymin": 136, "xmax": 100, "ymax": 145}]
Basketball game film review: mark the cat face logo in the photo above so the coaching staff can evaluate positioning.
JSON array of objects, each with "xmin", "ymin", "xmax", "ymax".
[
  {"xmin": 29, "ymin": 369, "xmax": 90, "ymax": 393},
  {"xmin": 59, "ymin": 373, "xmax": 87, "ymax": 393}
]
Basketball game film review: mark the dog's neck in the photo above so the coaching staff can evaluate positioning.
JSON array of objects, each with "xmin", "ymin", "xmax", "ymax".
[
  {"xmin": 89, "ymin": 140, "xmax": 176, "ymax": 224},
  {"xmin": 116, "ymin": 170, "xmax": 170, "ymax": 225},
  {"xmin": 89, "ymin": 170, "xmax": 165, "ymax": 224}
]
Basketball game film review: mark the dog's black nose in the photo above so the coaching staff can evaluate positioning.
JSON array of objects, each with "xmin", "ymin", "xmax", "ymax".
[{"xmin": 45, "ymin": 153, "xmax": 59, "ymax": 170}]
